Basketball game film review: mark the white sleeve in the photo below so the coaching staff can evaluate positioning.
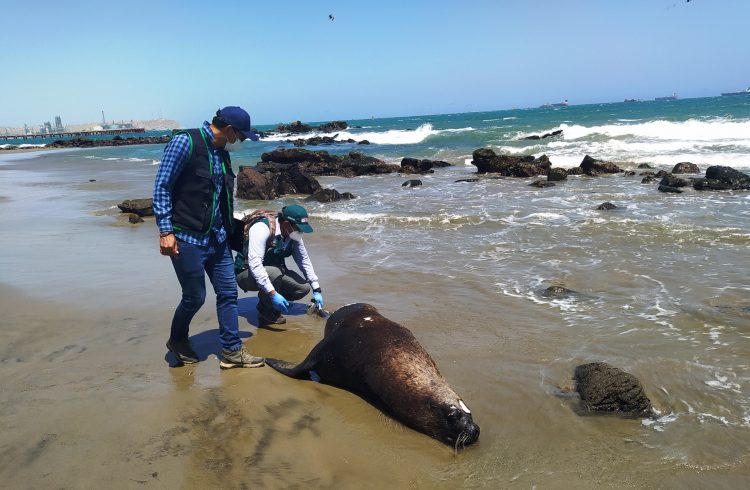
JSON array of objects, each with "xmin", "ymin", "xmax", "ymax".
[
  {"xmin": 247, "ymin": 222, "xmax": 274, "ymax": 293},
  {"xmin": 292, "ymin": 238, "xmax": 320, "ymax": 291}
]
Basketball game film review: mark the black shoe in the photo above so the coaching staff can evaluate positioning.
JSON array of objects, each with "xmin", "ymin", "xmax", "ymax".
[{"xmin": 166, "ymin": 338, "xmax": 199, "ymax": 364}]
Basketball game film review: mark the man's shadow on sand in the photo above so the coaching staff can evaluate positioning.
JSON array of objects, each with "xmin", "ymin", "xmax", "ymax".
[{"xmin": 164, "ymin": 296, "xmax": 309, "ymax": 367}]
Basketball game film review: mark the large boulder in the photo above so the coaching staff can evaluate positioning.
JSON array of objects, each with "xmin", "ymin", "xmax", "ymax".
[
  {"xmin": 471, "ymin": 148, "xmax": 551, "ymax": 177},
  {"xmin": 399, "ymin": 158, "xmax": 450, "ymax": 174},
  {"xmin": 579, "ymin": 155, "xmax": 622, "ymax": 176},
  {"xmin": 574, "ymin": 362, "xmax": 653, "ymax": 416},
  {"xmin": 117, "ymin": 198, "xmax": 154, "ymax": 216},
  {"xmin": 659, "ymin": 174, "xmax": 690, "ymax": 188},
  {"xmin": 258, "ymin": 149, "xmax": 399, "ymax": 177},
  {"xmin": 547, "ymin": 167, "xmax": 568, "ymax": 181},
  {"xmin": 235, "ymin": 166, "xmax": 321, "ymax": 200},
  {"xmin": 236, "ymin": 167, "xmax": 277, "ymax": 200},
  {"xmin": 672, "ymin": 162, "xmax": 700, "ymax": 174},
  {"xmin": 274, "ymin": 120, "xmax": 313, "ymax": 134},
  {"xmin": 317, "ymin": 121, "xmax": 348, "ymax": 132},
  {"xmin": 305, "ymin": 188, "xmax": 355, "ymax": 203},
  {"xmin": 693, "ymin": 166, "xmax": 750, "ymax": 191}
]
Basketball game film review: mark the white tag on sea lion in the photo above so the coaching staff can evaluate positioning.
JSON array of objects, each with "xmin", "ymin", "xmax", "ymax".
[{"xmin": 459, "ymin": 400, "xmax": 471, "ymax": 414}]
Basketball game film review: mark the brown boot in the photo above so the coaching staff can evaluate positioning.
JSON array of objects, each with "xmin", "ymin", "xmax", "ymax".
[{"xmin": 257, "ymin": 306, "xmax": 286, "ymax": 325}]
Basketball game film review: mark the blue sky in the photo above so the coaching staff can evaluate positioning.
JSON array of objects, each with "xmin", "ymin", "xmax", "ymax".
[{"xmin": 1, "ymin": 0, "xmax": 748, "ymax": 127}]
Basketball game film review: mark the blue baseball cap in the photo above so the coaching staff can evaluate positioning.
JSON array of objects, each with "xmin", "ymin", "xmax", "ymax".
[{"xmin": 217, "ymin": 106, "xmax": 260, "ymax": 141}]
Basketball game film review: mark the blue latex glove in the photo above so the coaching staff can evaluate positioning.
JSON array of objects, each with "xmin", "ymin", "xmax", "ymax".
[
  {"xmin": 270, "ymin": 292, "xmax": 289, "ymax": 313},
  {"xmin": 312, "ymin": 291, "xmax": 324, "ymax": 309}
]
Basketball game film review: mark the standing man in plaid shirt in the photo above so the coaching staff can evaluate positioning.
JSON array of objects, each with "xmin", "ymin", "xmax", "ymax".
[{"xmin": 153, "ymin": 106, "xmax": 264, "ymax": 369}]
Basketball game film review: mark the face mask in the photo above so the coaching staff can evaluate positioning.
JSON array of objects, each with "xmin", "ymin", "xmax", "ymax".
[
  {"xmin": 288, "ymin": 230, "xmax": 303, "ymax": 242},
  {"xmin": 223, "ymin": 140, "xmax": 243, "ymax": 152}
]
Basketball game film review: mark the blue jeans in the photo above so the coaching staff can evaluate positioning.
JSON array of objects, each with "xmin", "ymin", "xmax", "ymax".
[{"xmin": 169, "ymin": 235, "xmax": 241, "ymax": 351}]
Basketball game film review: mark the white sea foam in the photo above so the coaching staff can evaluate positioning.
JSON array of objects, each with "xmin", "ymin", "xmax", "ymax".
[
  {"xmin": 0, "ymin": 143, "xmax": 47, "ymax": 149},
  {"xmin": 315, "ymin": 210, "xmax": 387, "ymax": 222},
  {"xmin": 498, "ymin": 117, "xmax": 750, "ymax": 169},
  {"xmin": 261, "ymin": 123, "xmax": 474, "ymax": 146}
]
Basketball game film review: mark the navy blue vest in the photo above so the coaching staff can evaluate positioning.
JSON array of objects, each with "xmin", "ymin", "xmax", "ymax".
[{"xmin": 171, "ymin": 128, "xmax": 235, "ymax": 236}]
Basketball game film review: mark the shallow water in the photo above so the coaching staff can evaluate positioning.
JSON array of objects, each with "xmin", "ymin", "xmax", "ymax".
[{"xmin": 1, "ymin": 127, "xmax": 750, "ymax": 487}]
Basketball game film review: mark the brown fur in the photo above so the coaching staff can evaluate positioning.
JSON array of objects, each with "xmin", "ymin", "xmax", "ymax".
[{"xmin": 266, "ymin": 303, "xmax": 479, "ymax": 448}]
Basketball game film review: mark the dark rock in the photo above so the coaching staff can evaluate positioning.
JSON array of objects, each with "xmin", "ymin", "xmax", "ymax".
[
  {"xmin": 89, "ymin": 179, "xmax": 97, "ymax": 182},
  {"xmin": 547, "ymin": 168, "xmax": 568, "ymax": 181},
  {"xmin": 655, "ymin": 170, "xmax": 669, "ymax": 178},
  {"xmin": 471, "ymin": 148, "xmax": 551, "ymax": 177},
  {"xmin": 539, "ymin": 286, "xmax": 576, "ymax": 298},
  {"xmin": 455, "ymin": 178, "xmax": 480, "ymax": 183},
  {"xmin": 596, "ymin": 202, "xmax": 618, "ymax": 210},
  {"xmin": 672, "ymin": 162, "xmax": 700, "ymax": 174},
  {"xmin": 639, "ymin": 171, "xmax": 655, "ymax": 177},
  {"xmin": 574, "ymin": 362, "xmax": 653, "ymax": 416},
  {"xmin": 566, "ymin": 167, "xmax": 584, "ymax": 176},
  {"xmin": 305, "ymin": 188, "xmax": 355, "ymax": 203},
  {"xmin": 659, "ymin": 174, "xmax": 690, "ymax": 188},
  {"xmin": 641, "ymin": 176, "xmax": 657, "ymax": 184},
  {"xmin": 401, "ymin": 157, "xmax": 446, "ymax": 174},
  {"xmin": 523, "ymin": 129, "xmax": 563, "ymax": 140},
  {"xmin": 402, "ymin": 179, "xmax": 422, "ymax": 187},
  {"xmin": 637, "ymin": 163, "xmax": 653, "ymax": 169},
  {"xmin": 128, "ymin": 213, "xmax": 144, "ymax": 224},
  {"xmin": 623, "ymin": 171, "xmax": 636, "ymax": 177},
  {"xmin": 274, "ymin": 120, "xmax": 313, "ymax": 134},
  {"xmin": 317, "ymin": 121, "xmax": 348, "ymax": 133},
  {"xmin": 290, "ymin": 135, "xmax": 340, "ymax": 147},
  {"xmin": 47, "ymin": 135, "xmax": 171, "ymax": 149},
  {"xmin": 579, "ymin": 155, "xmax": 622, "ymax": 176},
  {"xmin": 693, "ymin": 166, "xmax": 750, "ymax": 191},
  {"xmin": 357, "ymin": 140, "xmax": 370, "ymax": 145},
  {"xmin": 529, "ymin": 180, "xmax": 556, "ymax": 188},
  {"xmin": 117, "ymin": 198, "xmax": 153, "ymax": 216},
  {"xmin": 658, "ymin": 185, "xmax": 684, "ymax": 193},
  {"xmin": 236, "ymin": 166, "xmax": 277, "ymax": 200}
]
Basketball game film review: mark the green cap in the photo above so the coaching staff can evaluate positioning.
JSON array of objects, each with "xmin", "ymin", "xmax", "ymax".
[{"xmin": 281, "ymin": 205, "xmax": 313, "ymax": 233}]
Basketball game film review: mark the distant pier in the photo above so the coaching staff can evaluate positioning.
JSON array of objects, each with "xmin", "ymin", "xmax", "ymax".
[{"xmin": 0, "ymin": 127, "xmax": 146, "ymax": 141}]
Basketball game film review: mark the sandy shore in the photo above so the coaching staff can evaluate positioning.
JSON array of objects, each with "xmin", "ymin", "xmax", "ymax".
[
  {"xmin": 0, "ymin": 146, "xmax": 60, "ymax": 154},
  {"xmin": 0, "ymin": 152, "xmax": 461, "ymax": 488}
]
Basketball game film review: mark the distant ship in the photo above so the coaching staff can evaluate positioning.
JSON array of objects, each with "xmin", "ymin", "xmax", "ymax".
[
  {"xmin": 539, "ymin": 99, "xmax": 569, "ymax": 108},
  {"xmin": 655, "ymin": 93, "xmax": 678, "ymax": 101},
  {"xmin": 721, "ymin": 86, "xmax": 750, "ymax": 96},
  {"xmin": 624, "ymin": 98, "xmax": 639, "ymax": 102}
]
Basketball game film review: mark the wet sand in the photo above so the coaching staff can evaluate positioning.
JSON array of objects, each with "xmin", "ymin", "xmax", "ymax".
[{"xmin": 2, "ymin": 150, "xmax": 750, "ymax": 488}]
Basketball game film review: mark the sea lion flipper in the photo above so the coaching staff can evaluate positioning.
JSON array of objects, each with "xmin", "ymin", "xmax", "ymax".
[{"xmin": 266, "ymin": 358, "xmax": 318, "ymax": 380}]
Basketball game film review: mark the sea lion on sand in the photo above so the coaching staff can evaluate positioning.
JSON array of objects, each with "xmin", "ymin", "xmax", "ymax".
[{"xmin": 266, "ymin": 303, "xmax": 480, "ymax": 449}]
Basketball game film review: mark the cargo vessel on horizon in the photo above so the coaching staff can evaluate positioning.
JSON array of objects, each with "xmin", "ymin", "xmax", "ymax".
[
  {"xmin": 539, "ymin": 99, "xmax": 569, "ymax": 108},
  {"xmin": 721, "ymin": 86, "xmax": 750, "ymax": 96}
]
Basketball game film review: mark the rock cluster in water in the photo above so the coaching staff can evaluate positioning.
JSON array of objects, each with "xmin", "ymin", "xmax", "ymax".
[
  {"xmin": 236, "ymin": 148, "xmax": 402, "ymax": 200},
  {"xmin": 46, "ymin": 135, "xmax": 171, "ymax": 148}
]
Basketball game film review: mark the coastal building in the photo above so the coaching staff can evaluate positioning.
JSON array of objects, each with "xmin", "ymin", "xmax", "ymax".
[{"xmin": 54, "ymin": 116, "xmax": 64, "ymax": 132}]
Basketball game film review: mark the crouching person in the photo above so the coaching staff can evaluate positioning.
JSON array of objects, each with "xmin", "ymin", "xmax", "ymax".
[{"xmin": 235, "ymin": 205, "xmax": 324, "ymax": 325}]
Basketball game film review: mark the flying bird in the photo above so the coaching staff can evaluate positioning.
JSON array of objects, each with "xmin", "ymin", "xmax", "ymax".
[{"xmin": 329, "ymin": 14, "xmax": 334, "ymax": 21}]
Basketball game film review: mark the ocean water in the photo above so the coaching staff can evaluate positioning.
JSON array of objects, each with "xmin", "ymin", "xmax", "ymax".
[{"xmin": 2, "ymin": 96, "xmax": 750, "ymax": 486}]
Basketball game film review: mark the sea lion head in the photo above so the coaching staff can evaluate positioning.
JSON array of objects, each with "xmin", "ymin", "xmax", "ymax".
[{"xmin": 415, "ymin": 395, "xmax": 479, "ymax": 449}]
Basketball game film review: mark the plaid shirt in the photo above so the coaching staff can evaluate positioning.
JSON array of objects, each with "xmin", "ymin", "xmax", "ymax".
[{"xmin": 153, "ymin": 121, "xmax": 228, "ymax": 246}]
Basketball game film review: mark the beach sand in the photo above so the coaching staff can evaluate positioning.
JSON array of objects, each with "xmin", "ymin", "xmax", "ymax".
[{"xmin": 0, "ymin": 151, "xmax": 463, "ymax": 488}]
